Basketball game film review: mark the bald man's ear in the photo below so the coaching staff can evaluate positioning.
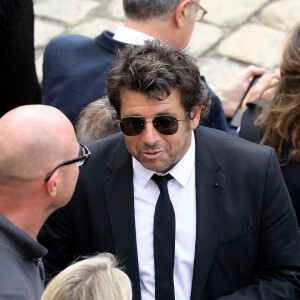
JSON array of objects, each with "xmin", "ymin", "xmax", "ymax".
[
  {"xmin": 174, "ymin": 0, "xmax": 192, "ymax": 28},
  {"xmin": 189, "ymin": 105, "xmax": 202, "ymax": 130},
  {"xmin": 45, "ymin": 170, "xmax": 59, "ymax": 198}
]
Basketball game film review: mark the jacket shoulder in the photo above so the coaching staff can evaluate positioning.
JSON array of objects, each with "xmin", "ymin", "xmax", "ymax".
[
  {"xmin": 197, "ymin": 126, "xmax": 273, "ymax": 158},
  {"xmin": 86, "ymin": 132, "xmax": 127, "ymax": 163},
  {"xmin": 46, "ymin": 34, "xmax": 94, "ymax": 51}
]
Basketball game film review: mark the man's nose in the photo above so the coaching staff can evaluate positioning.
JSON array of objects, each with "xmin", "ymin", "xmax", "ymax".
[{"xmin": 141, "ymin": 121, "xmax": 160, "ymax": 146}]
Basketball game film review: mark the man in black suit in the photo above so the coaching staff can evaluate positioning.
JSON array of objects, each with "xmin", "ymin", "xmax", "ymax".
[{"xmin": 38, "ymin": 41, "xmax": 300, "ymax": 300}]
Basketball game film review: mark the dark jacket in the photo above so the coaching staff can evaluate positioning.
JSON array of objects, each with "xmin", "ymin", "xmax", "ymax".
[{"xmin": 0, "ymin": 0, "xmax": 41, "ymax": 117}]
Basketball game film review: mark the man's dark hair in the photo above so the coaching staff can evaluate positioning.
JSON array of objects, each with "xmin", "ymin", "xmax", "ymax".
[
  {"xmin": 106, "ymin": 40, "xmax": 211, "ymax": 120},
  {"xmin": 123, "ymin": 0, "xmax": 182, "ymax": 20}
]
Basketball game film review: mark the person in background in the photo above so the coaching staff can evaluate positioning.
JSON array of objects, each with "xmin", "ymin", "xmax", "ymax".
[
  {"xmin": 0, "ymin": 0, "xmax": 42, "ymax": 117},
  {"xmin": 0, "ymin": 105, "xmax": 90, "ymax": 299},
  {"xmin": 239, "ymin": 22, "xmax": 300, "ymax": 226},
  {"xmin": 41, "ymin": 253, "xmax": 132, "ymax": 300},
  {"xmin": 39, "ymin": 40, "xmax": 300, "ymax": 300},
  {"xmin": 42, "ymin": 0, "xmax": 265, "ymax": 130},
  {"xmin": 76, "ymin": 97, "xmax": 120, "ymax": 144}
]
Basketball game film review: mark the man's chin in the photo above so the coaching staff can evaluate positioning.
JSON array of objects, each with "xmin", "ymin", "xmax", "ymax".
[{"xmin": 138, "ymin": 158, "xmax": 173, "ymax": 174}]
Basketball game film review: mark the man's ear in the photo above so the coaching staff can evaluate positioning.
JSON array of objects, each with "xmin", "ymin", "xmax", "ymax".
[
  {"xmin": 189, "ymin": 105, "xmax": 202, "ymax": 130},
  {"xmin": 174, "ymin": 0, "xmax": 192, "ymax": 28},
  {"xmin": 45, "ymin": 170, "xmax": 59, "ymax": 198}
]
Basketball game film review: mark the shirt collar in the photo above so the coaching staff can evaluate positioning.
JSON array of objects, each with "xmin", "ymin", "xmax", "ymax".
[
  {"xmin": 113, "ymin": 26, "xmax": 154, "ymax": 45},
  {"xmin": 132, "ymin": 132, "xmax": 195, "ymax": 188}
]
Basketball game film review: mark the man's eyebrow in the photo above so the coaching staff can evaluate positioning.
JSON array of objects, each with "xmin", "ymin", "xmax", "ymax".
[
  {"xmin": 156, "ymin": 111, "xmax": 174, "ymax": 116},
  {"xmin": 126, "ymin": 111, "xmax": 175, "ymax": 117}
]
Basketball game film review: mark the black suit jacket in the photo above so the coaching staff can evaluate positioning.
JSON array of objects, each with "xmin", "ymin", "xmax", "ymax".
[{"xmin": 38, "ymin": 127, "xmax": 300, "ymax": 299}]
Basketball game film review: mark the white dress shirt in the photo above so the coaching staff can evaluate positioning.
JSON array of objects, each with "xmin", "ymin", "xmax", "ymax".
[
  {"xmin": 113, "ymin": 26, "xmax": 154, "ymax": 45},
  {"xmin": 133, "ymin": 133, "xmax": 197, "ymax": 300}
]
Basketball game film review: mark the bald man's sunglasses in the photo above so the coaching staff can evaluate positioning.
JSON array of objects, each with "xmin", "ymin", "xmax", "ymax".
[
  {"xmin": 44, "ymin": 144, "xmax": 91, "ymax": 182},
  {"xmin": 119, "ymin": 113, "xmax": 188, "ymax": 136}
]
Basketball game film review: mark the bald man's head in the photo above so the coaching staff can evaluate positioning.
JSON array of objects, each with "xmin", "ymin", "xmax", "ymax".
[{"xmin": 0, "ymin": 105, "xmax": 78, "ymax": 186}]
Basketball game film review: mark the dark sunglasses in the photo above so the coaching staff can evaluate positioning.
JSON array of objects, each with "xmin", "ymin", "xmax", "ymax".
[
  {"xmin": 44, "ymin": 144, "xmax": 91, "ymax": 182},
  {"xmin": 119, "ymin": 112, "xmax": 189, "ymax": 136}
]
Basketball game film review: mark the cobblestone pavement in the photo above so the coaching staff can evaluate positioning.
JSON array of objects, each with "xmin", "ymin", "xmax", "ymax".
[{"xmin": 33, "ymin": 0, "xmax": 300, "ymax": 93}]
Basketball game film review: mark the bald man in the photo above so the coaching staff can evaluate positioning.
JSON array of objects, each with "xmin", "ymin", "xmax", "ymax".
[{"xmin": 0, "ymin": 105, "xmax": 90, "ymax": 300}]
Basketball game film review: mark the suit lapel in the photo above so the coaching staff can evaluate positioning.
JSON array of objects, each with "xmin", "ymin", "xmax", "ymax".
[
  {"xmin": 191, "ymin": 128, "xmax": 226, "ymax": 299},
  {"xmin": 103, "ymin": 137, "xmax": 141, "ymax": 300}
]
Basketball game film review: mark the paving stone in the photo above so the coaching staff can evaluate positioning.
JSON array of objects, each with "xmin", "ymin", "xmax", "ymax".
[
  {"xmin": 34, "ymin": 0, "xmax": 100, "ymax": 24},
  {"xmin": 70, "ymin": 18, "xmax": 123, "ymax": 37},
  {"xmin": 32, "ymin": 0, "xmax": 283, "ymax": 84},
  {"xmin": 106, "ymin": 0, "xmax": 125, "ymax": 20},
  {"xmin": 201, "ymin": 0, "xmax": 268, "ymax": 27},
  {"xmin": 217, "ymin": 24, "xmax": 286, "ymax": 69},
  {"xmin": 34, "ymin": 19, "xmax": 65, "ymax": 48},
  {"xmin": 262, "ymin": 0, "xmax": 300, "ymax": 31},
  {"xmin": 188, "ymin": 23, "xmax": 223, "ymax": 58},
  {"xmin": 35, "ymin": 51, "xmax": 44, "ymax": 82},
  {"xmin": 197, "ymin": 56, "xmax": 246, "ymax": 93}
]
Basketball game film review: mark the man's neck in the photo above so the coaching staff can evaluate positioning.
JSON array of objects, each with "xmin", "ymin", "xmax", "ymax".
[{"xmin": 0, "ymin": 202, "xmax": 49, "ymax": 240}]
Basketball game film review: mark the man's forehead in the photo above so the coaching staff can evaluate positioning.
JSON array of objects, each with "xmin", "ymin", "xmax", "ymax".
[
  {"xmin": 120, "ymin": 87, "xmax": 180, "ymax": 99},
  {"xmin": 119, "ymin": 88, "xmax": 184, "ymax": 117}
]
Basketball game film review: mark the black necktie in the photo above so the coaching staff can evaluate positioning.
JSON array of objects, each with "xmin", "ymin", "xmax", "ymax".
[{"xmin": 152, "ymin": 173, "xmax": 175, "ymax": 300}]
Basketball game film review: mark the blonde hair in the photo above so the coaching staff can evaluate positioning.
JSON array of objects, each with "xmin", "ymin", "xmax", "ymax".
[{"xmin": 41, "ymin": 253, "xmax": 132, "ymax": 300}]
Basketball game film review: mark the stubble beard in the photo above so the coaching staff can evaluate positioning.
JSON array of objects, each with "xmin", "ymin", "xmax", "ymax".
[{"xmin": 127, "ymin": 124, "xmax": 191, "ymax": 173}]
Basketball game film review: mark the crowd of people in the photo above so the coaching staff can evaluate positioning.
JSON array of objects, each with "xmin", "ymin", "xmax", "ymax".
[{"xmin": 1, "ymin": 0, "xmax": 300, "ymax": 299}]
